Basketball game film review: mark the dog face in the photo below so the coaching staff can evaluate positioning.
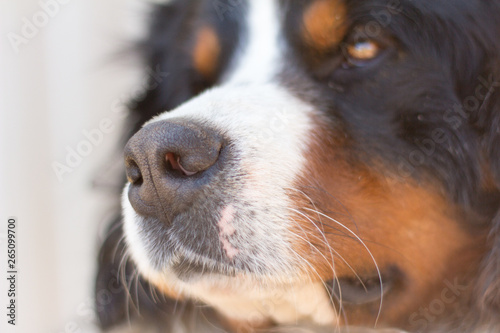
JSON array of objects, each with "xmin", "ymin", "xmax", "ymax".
[{"xmin": 117, "ymin": 0, "xmax": 500, "ymax": 330}]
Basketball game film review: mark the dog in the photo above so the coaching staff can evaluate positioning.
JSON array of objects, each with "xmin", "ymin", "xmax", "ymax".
[{"xmin": 95, "ymin": 0, "xmax": 500, "ymax": 332}]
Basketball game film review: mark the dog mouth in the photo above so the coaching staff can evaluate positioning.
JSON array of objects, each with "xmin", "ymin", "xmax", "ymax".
[
  {"xmin": 326, "ymin": 267, "xmax": 401, "ymax": 307},
  {"xmin": 170, "ymin": 253, "xmax": 243, "ymax": 281}
]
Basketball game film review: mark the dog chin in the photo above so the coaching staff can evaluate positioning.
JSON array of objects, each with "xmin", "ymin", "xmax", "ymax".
[{"xmin": 166, "ymin": 251, "xmax": 243, "ymax": 282}]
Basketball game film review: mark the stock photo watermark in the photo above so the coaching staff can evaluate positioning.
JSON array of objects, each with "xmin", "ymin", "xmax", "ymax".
[
  {"xmin": 54, "ymin": 268, "xmax": 129, "ymax": 333},
  {"xmin": 7, "ymin": 0, "xmax": 74, "ymax": 54},
  {"xmin": 52, "ymin": 119, "xmax": 115, "ymax": 182},
  {"xmin": 397, "ymin": 74, "xmax": 500, "ymax": 181},
  {"xmin": 443, "ymin": 74, "xmax": 500, "ymax": 130},
  {"xmin": 351, "ymin": 0, "xmax": 403, "ymax": 41},
  {"xmin": 51, "ymin": 65, "xmax": 169, "ymax": 182},
  {"xmin": 5, "ymin": 217, "xmax": 18, "ymax": 326},
  {"xmin": 408, "ymin": 278, "xmax": 468, "ymax": 332}
]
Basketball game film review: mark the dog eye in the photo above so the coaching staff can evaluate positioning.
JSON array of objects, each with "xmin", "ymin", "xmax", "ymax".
[{"xmin": 342, "ymin": 39, "xmax": 381, "ymax": 67}]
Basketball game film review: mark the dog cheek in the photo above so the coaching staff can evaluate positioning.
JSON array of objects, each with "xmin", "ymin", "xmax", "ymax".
[{"xmin": 286, "ymin": 122, "xmax": 485, "ymax": 324}]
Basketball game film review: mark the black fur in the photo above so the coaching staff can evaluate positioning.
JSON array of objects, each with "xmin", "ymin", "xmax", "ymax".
[{"xmin": 96, "ymin": 0, "xmax": 500, "ymax": 331}]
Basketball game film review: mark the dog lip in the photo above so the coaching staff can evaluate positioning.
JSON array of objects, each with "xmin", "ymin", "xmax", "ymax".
[
  {"xmin": 325, "ymin": 268, "xmax": 401, "ymax": 306},
  {"xmin": 171, "ymin": 255, "xmax": 240, "ymax": 281}
]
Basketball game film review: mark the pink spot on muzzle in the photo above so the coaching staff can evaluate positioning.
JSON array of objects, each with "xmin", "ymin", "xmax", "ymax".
[{"xmin": 218, "ymin": 205, "xmax": 239, "ymax": 259}]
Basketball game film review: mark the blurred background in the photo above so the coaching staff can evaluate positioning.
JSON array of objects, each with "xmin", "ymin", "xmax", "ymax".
[{"xmin": 0, "ymin": 1, "xmax": 152, "ymax": 332}]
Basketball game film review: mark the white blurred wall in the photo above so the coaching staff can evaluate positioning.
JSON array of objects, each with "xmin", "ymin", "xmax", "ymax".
[{"xmin": 0, "ymin": 1, "xmax": 149, "ymax": 332}]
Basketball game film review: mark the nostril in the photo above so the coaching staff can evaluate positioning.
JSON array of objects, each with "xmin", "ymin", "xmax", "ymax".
[
  {"xmin": 166, "ymin": 152, "xmax": 198, "ymax": 177},
  {"xmin": 123, "ymin": 119, "xmax": 227, "ymax": 222},
  {"xmin": 125, "ymin": 158, "xmax": 143, "ymax": 185}
]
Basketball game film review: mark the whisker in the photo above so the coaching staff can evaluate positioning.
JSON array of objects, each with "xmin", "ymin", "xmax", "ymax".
[
  {"xmin": 133, "ymin": 267, "xmax": 142, "ymax": 314},
  {"xmin": 111, "ymin": 233, "xmax": 128, "ymax": 263},
  {"xmin": 295, "ymin": 210, "xmax": 369, "ymax": 294},
  {"xmin": 287, "ymin": 187, "xmax": 366, "ymax": 324},
  {"xmin": 297, "ymin": 184, "xmax": 360, "ymax": 234},
  {"xmin": 285, "ymin": 214, "xmax": 343, "ymax": 325},
  {"xmin": 117, "ymin": 250, "xmax": 141, "ymax": 326},
  {"xmin": 302, "ymin": 208, "xmax": 385, "ymax": 327},
  {"xmin": 287, "ymin": 213, "xmax": 335, "ymax": 275},
  {"xmin": 148, "ymin": 281, "xmax": 160, "ymax": 304},
  {"xmin": 291, "ymin": 207, "xmax": 368, "ymax": 291},
  {"xmin": 291, "ymin": 207, "xmax": 372, "ymax": 327},
  {"xmin": 287, "ymin": 210, "xmax": 339, "ymax": 284},
  {"xmin": 126, "ymin": 267, "xmax": 141, "ymax": 321},
  {"xmin": 287, "ymin": 245, "xmax": 343, "ymax": 333},
  {"xmin": 118, "ymin": 251, "xmax": 133, "ymax": 327}
]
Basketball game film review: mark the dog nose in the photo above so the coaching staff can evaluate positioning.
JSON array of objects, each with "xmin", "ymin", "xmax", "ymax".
[{"xmin": 124, "ymin": 119, "xmax": 223, "ymax": 222}]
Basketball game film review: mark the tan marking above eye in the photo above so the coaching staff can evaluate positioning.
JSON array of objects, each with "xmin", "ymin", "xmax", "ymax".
[
  {"xmin": 302, "ymin": 0, "xmax": 347, "ymax": 50},
  {"xmin": 193, "ymin": 25, "xmax": 221, "ymax": 78},
  {"xmin": 346, "ymin": 40, "xmax": 380, "ymax": 60}
]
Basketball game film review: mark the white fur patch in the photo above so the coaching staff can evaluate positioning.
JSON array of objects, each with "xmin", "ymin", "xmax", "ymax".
[
  {"xmin": 225, "ymin": 0, "xmax": 282, "ymax": 84},
  {"xmin": 185, "ymin": 280, "xmax": 338, "ymax": 326},
  {"xmin": 122, "ymin": 0, "xmax": 337, "ymax": 326},
  {"xmin": 127, "ymin": 83, "xmax": 315, "ymax": 277}
]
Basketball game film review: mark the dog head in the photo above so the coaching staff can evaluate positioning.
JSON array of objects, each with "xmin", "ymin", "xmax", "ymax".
[{"xmin": 105, "ymin": 0, "xmax": 500, "ymax": 331}]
